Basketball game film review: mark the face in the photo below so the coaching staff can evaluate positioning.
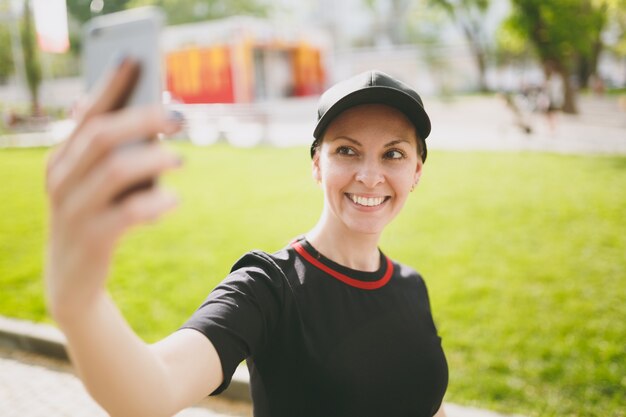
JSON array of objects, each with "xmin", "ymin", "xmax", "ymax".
[{"xmin": 313, "ymin": 104, "xmax": 422, "ymax": 236}]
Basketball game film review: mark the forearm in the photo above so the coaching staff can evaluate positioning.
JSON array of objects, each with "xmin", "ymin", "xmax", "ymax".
[
  {"xmin": 57, "ymin": 292, "xmax": 178, "ymax": 417},
  {"xmin": 43, "ymin": 59, "xmax": 190, "ymax": 417}
]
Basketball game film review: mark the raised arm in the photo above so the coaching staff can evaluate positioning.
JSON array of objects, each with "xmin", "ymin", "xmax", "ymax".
[{"xmin": 45, "ymin": 58, "xmax": 222, "ymax": 416}]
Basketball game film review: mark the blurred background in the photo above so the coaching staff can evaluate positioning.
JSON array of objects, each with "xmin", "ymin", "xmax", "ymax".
[
  {"xmin": 1, "ymin": 0, "xmax": 625, "ymax": 145},
  {"xmin": 0, "ymin": 1, "xmax": 625, "ymax": 417}
]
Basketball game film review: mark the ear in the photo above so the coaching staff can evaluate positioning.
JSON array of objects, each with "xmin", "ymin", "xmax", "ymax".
[
  {"xmin": 312, "ymin": 152, "xmax": 322, "ymax": 184},
  {"xmin": 413, "ymin": 159, "xmax": 423, "ymax": 186}
]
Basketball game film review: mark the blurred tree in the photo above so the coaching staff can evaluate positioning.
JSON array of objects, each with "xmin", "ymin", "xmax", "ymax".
[
  {"xmin": 125, "ymin": 0, "xmax": 268, "ymax": 25},
  {"xmin": 604, "ymin": 0, "xmax": 626, "ymax": 68},
  {"xmin": 65, "ymin": 0, "xmax": 131, "ymax": 24},
  {"xmin": 404, "ymin": 2, "xmax": 456, "ymax": 95},
  {"xmin": 21, "ymin": 0, "xmax": 42, "ymax": 115},
  {"xmin": 0, "ymin": 25, "xmax": 14, "ymax": 84},
  {"xmin": 65, "ymin": 0, "xmax": 267, "ymax": 52},
  {"xmin": 574, "ymin": 1, "xmax": 608, "ymax": 89},
  {"xmin": 362, "ymin": 0, "xmax": 413, "ymax": 46},
  {"xmin": 0, "ymin": 0, "xmax": 15, "ymax": 84},
  {"xmin": 429, "ymin": 0, "xmax": 491, "ymax": 92},
  {"xmin": 65, "ymin": 0, "xmax": 132, "ymax": 55},
  {"xmin": 502, "ymin": 0, "xmax": 615, "ymax": 113}
]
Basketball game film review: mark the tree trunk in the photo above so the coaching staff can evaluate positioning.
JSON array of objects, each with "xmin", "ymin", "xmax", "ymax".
[
  {"xmin": 576, "ymin": 36, "xmax": 603, "ymax": 89},
  {"xmin": 577, "ymin": 54, "xmax": 591, "ymax": 89},
  {"xmin": 558, "ymin": 67, "xmax": 578, "ymax": 114},
  {"xmin": 473, "ymin": 45, "xmax": 488, "ymax": 93},
  {"xmin": 462, "ymin": 23, "xmax": 489, "ymax": 93},
  {"xmin": 21, "ymin": 0, "xmax": 42, "ymax": 116}
]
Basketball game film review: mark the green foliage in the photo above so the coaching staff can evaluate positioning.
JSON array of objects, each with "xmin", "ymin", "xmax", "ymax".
[
  {"xmin": 430, "ymin": 0, "xmax": 489, "ymax": 15},
  {"xmin": 504, "ymin": 0, "xmax": 607, "ymax": 70},
  {"xmin": 498, "ymin": 0, "xmax": 614, "ymax": 112},
  {"xmin": 496, "ymin": 13, "xmax": 527, "ymax": 59},
  {"xmin": 64, "ymin": 0, "xmax": 268, "ymax": 55},
  {"xmin": 0, "ymin": 25, "xmax": 14, "ymax": 83},
  {"xmin": 0, "ymin": 145, "xmax": 625, "ymax": 417},
  {"xmin": 124, "ymin": 0, "xmax": 268, "ymax": 25},
  {"xmin": 604, "ymin": 0, "xmax": 626, "ymax": 56},
  {"xmin": 65, "ymin": 0, "xmax": 133, "ymax": 24},
  {"xmin": 20, "ymin": 0, "xmax": 42, "ymax": 114},
  {"xmin": 428, "ymin": 0, "xmax": 492, "ymax": 91}
]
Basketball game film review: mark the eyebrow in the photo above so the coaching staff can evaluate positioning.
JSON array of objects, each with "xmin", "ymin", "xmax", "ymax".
[{"xmin": 332, "ymin": 136, "xmax": 412, "ymax": 148}]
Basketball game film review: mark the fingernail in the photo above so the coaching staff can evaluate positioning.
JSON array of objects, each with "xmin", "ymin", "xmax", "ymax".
[{"xmin": 167, "ymin": 110, "xmax": 185, "ymax": 124}]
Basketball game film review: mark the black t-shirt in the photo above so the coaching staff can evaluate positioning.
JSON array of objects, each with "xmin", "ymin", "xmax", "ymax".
[{"xmin": 183, "ymin": 237, "xmax": 448, "ymax": 417}]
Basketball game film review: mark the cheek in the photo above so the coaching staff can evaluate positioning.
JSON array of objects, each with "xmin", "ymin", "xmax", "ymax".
[
  {"xmin": 389, "ymin": 167, "xmax": 417, "ymax": 194},
  {"xmin": 320, "ymin": 158, "xmax": 353, "ymax": 183}
]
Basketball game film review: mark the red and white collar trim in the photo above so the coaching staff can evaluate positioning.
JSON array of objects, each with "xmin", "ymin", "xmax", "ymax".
[{"xmin": 291, "ymin": 240, "xmax": 394, "ymax": 290}]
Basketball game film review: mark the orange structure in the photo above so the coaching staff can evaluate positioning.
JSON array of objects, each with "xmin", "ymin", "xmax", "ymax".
[
  {"xmin": 166, "ymin": 46, "xmax": 235, "ymax": 103},
  {"xmin": 163, "ymin": 17, "xmax": 329, "ymax": 104}
]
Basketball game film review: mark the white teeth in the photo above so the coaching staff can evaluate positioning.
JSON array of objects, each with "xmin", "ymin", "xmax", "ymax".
[{"xmin": 349, "ymin": 194, "xmax": 386, "ymax": 207}]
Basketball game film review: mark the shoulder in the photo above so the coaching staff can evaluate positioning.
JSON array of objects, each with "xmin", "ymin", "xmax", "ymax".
[
  {"xmin": 391, "ymin": 259, "xmax": 425, "ymax": 285},
  {"xmin": 390, "ymin": 258, "xmax": 432, "ymax": 298},
  {"xmin": 228, "ymin": 243, "xmax": 299, "ymax": 284}
]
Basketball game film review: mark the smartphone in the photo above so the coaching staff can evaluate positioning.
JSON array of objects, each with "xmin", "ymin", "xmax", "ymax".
[
  {"xmin": 82, "ymin": 7, "xmax": 165, "ymax": 200},
  {"xmin": 83, "ymin": 7, "xmax": 164, "ymax": 110}
]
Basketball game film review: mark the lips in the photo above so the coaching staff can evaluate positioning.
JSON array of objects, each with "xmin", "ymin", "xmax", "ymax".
[{"xmin": 346, "ymin": 193, "xmax": 390, "ymax": 207}]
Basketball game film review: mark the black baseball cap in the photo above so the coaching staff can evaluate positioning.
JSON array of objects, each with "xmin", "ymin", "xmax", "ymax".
[{"xmin": 311, "ymin": 70, "xmax": 431, "ymax": 162}]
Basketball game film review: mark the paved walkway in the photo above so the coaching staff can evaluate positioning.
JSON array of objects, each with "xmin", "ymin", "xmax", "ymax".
[
  {"xmin": 425, "ymin": 94, "xmax": 626, "ymax": 155},
  {"xmin": 0, "ymin": 347, "xmax": 251, "ymax": 417}
]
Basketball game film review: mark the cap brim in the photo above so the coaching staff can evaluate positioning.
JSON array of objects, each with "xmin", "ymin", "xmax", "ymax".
[{"xmin": 313, "ymin": 86, "xmax": 431, "ymax": 141}]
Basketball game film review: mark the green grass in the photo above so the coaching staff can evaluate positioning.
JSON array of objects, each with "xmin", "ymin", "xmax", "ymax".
[{"xmin": 1, "ymin": 144, "xmax": 624, "ymax": 417}]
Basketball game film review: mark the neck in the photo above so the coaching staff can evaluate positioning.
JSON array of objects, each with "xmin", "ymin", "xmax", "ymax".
[{"xmin": 305, "ymin": 212, "xmax": 382, "ymax": 272}]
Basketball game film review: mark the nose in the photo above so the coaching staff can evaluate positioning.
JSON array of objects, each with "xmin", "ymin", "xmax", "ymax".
[{"xmin": 355, "ymin": 160, "xmax": 385, "ymax": 188}]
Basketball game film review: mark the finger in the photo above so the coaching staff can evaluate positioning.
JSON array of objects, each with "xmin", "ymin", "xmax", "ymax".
[
  {"xmin": 61, "ymin": 142, "xmax": 181, "ymax": 218},
  {"xmin": 48, "ymin": 106, "xmax": 182, "ymax": 206},
  {"xmin": 46, "ymin": 147, "xmax": 65, "ymax": 193},
  {"xmin": 48, "ymin": 58, "xmax": 141, "ymax": 175},
  {"xmin": 79, "ymin": 56, "xmax": 141, "ymax": 121},
  {"xmin": 104, "ymin": 187, "xmax": 179, "ymax": 238}
]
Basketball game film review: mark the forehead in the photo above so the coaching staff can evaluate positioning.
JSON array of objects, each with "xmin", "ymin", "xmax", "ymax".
[{"xmin": 322, "ymin": 104, "xmax": 418, "ymax": 144}]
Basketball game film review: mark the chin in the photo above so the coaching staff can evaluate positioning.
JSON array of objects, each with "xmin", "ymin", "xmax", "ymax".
[{"xmin": 343, "ymin": 219, "xmax": 388, "ymax": 236}]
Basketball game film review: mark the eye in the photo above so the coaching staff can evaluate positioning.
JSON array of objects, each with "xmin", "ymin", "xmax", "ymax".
[
  {"xmin": 336, "ymin": 146, "xmax": 357, "ymax": 156},
  {"xmin": 384, "ymin": 149, "xmax": 406, "ymax": 160}
]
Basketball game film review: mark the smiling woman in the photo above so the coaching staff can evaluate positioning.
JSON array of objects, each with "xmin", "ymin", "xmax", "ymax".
[
  {"xmin": 44, "ymin": 69, "xmax": 448, "ymax": 417},
  {"xmin": 310, "ymin": 104, "xmax": 422, "ymax": 239}
]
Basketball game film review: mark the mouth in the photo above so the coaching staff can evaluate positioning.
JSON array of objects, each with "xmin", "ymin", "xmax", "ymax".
[{"xmin": 345, "ymin": 193, "xmax": 391, "ymax": 208}]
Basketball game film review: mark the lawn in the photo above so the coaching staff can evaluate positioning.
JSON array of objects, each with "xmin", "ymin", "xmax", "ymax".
[{"xmin": 1, "ymin": 143, "xmax": 624, "ymax": 417}]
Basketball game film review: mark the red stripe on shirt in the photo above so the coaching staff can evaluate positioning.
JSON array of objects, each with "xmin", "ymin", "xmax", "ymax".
[{"xmin": 291, "ymin": 241, "xmax": 393, "ymax": 290}]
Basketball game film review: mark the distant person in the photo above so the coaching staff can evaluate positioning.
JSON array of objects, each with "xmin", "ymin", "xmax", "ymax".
[
  {"xmin": 501, "ymin": 90, "xmax": 533, "ymax": 134},
  {"xmin": 590, "ymin": 74, "xmax": 605, "ymax": 96},
  {"xmin": 538, "ymin": 66, "xmax": 565, "ymax": 135},
  {"xmin": 44, "ymin": 65, "xmax": 448, "ymax": 417}
]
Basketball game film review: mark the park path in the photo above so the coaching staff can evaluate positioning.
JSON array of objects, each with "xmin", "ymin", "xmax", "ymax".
[
  {"xmin": 0, "ymin": 345, "xmax": 251, "ymax": 417},
  {"xmin": 425, "ymin": 94, "xmax": 626, "ymax": 155}
]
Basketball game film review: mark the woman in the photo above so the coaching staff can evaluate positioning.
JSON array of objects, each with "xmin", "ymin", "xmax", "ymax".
[{"xmin": 45, "ymin": 63, "xmax": 448, "ymax": 417}]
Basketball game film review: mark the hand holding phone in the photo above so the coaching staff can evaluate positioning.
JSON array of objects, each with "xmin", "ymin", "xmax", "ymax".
[
  {"xmin": 45, "ymin": 8, "xmax": 183, "ymax": 321},
  {"xmin": 82, "ymin": 7, "xmax": 166, "ymax": 199},
  {"xmin": 83, "ymin": 7, "xmax": 164, "ymax": 111}
]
